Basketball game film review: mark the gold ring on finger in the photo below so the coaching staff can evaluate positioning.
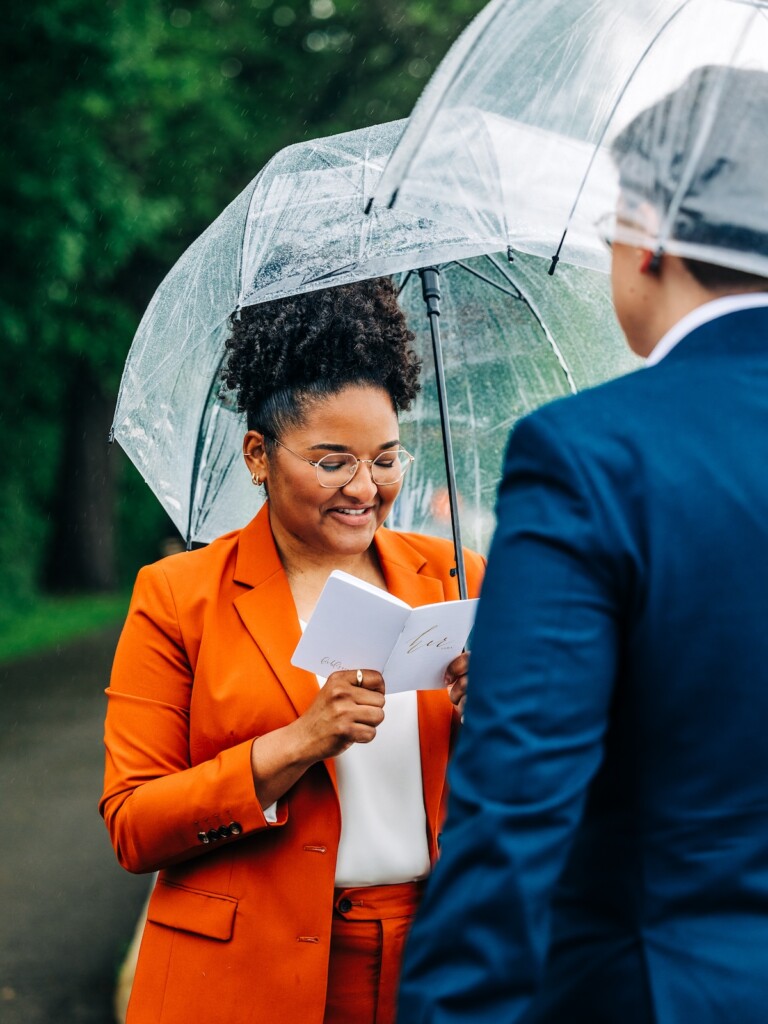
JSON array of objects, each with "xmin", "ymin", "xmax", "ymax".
[{"xmin": 356, "ymin": 669, "xmax": 364, "ymax": 686}]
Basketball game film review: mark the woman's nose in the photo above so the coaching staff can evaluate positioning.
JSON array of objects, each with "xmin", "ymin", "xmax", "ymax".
[{"xmin": 340, "ymin": 461, "xmax": 378, "ymax": 499}]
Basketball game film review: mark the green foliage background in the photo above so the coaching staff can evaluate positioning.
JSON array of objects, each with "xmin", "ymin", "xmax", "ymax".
[{"xmin": 1, "ymin": 0, "xmax": 485, "ymax": 620}]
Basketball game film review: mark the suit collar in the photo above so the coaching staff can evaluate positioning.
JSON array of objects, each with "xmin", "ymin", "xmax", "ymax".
[{"xmin": 651, "ymin": 298, "xmax": 768, "ymax": 367}]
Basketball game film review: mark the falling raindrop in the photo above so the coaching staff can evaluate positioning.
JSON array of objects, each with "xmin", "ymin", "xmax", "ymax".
[
  {"xmin": 408, "ymin": 58, "xmax": 431, "ymax": 79},
  {"xmin": 221, "ymin": 58, "xmax": 243, "ymax": 78},
  {"xmin": 273, "ymin": 5, "xmax": 296, "ymax": 26},
  {"xmin": 365, "ymin": 99, "xmax": 386, "ymax": 119},
  {"xmin": 369, "ymin": 44, "xmax": 395, "ymax": 67},
  {"xmin": 304, "ymin": 31, "xmax": 328, "ymax": 52},
  {"xmin": 327, "ymin": 28, "xmax": 353, "ymax": 53},
  {"xmin": 310, "ymin": 0, "xmax": 335, "ymax": 18}
]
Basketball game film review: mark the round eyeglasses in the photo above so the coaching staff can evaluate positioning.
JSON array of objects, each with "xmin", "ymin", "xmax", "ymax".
[
  {"xmin": 267, "ymin": 437, "xmax": 414, "ymax": 488},
  {"xmin": 595, "ymin": 211, "xmax": 615, "ymax": 251},
  {"xmin": 595, "ymin": 210, "xmax": 654, "ymax": 252}
]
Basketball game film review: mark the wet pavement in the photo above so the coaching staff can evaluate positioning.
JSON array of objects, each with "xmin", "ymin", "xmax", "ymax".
[{"xmin": 0, "ymin": 627, "xmax": 150, "ymax": 1023}]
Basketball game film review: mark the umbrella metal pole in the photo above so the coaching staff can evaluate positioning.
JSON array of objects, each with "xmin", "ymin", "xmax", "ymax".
[{"xmin": 419, "ymin": 267, "xmax": 468, "ymax": 601}]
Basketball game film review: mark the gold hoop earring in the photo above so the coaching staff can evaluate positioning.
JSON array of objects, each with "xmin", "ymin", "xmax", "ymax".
[{"xmin": 251, "ymin": 473, "xmax": 262, "ymax": 486}]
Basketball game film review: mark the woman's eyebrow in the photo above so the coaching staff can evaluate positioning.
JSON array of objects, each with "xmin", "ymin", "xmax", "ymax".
[{"xmin": 307, "ymin": 439, "xmax": 400, "ymax": 452}]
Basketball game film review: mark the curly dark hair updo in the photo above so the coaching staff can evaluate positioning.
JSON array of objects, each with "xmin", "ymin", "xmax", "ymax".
[{"xmin": 221, "ymin": 277, "xmax": 422, "ymax": 445}]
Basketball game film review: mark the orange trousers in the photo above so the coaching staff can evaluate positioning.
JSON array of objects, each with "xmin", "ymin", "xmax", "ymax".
[{"xmin": 323, "ymin": 880, "xmax": 424, "ymax": 1024}]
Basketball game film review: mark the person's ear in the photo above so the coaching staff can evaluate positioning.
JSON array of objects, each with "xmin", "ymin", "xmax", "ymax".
[
  {"xmin": 243, "ymin": 430, "xmax": 269, "ymax": 485},
  {"xmin": 639, "ymin": 248, "xmax": 662, "ymax": 275}
]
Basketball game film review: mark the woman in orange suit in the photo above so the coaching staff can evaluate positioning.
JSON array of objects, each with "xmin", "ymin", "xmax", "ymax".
[{"xmin": 100, "ymin": 278, "xmax": 484, "ymax": 1024}]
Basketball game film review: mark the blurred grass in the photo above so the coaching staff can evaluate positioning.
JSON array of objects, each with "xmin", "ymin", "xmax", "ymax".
[{"xmin": 0, "ymin": 593, "xmax": 129, "ymax": 663}]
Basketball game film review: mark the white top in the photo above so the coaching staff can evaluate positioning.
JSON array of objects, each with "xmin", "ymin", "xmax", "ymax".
[
  {"xmin": 330, "ymin": 684, "xmax": 431, "ymax": 887},
  {"xmin": 263, "ymin": 623, "xmax": 431, "ymax": 888},
  {"xmin": 647, "ymin": 292, "xmax": 768, "ymax": 366}
]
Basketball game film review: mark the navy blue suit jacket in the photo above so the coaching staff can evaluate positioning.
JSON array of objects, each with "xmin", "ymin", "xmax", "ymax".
[{"xmin": 398, "ymin": 306, "xmax": 768, "ymax": 1023}]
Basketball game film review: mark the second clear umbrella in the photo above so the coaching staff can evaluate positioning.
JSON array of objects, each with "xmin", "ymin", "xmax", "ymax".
[
  {"xmin": 371, "ymin": 0, "xmax": 768, "ymax": 280},
  {"xmin": 110, "ymin": 120, "xmax": 636, "ymax": 593}
]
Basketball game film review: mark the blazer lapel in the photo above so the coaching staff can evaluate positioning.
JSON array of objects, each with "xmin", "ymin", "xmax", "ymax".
[
  {"xmin": 232, "ymin": 506, "xmax": 339, "ymax": 795},
  {"xmin": 416, "ymin": 689, "xmax": 455, "ymax": 863},
  {"xmin": 375, "ymin": 527, "xmax": 456, "ymax": 860},
  {"xmin": 232, "ymin": 506, "xmax": 322, "ymax": 720},
  {"xmin": 374, "ymin": 527, "xmax": 447, "ymax": 607}
]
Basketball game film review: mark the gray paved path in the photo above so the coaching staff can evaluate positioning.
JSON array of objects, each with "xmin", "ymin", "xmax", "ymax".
[{"xmin": 0, "ymin": 627, "xmax": 150, "ymax": 1023}]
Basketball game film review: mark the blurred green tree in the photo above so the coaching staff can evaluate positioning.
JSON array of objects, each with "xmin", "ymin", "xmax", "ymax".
[{"xmin": 1, "ymin": 0, "xmax": 485, "ymax": 606}]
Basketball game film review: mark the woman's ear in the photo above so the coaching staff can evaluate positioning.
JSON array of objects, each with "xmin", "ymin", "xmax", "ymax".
[{"xmin": 243, "ymin": 430, "xmax": 268, "ymax": 485}]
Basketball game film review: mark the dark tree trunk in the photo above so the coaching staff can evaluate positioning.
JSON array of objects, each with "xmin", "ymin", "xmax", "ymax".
[{"xmin": 45, "ymin": 363, "xmax": 117, "ymax": 592}]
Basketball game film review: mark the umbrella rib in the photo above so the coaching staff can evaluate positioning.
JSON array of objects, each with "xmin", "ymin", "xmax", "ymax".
[
  {"xmin": 397, "ymin": 270, "xmax": 414, "ymax": 297},
  {"xmin": 377, "ymin": 0, "xmax": 509, "ymax": 210},
  {"xmin": 303, "ymin": 261, "xmax": 359, "ymax": 285},
  {"xmin": 196, "ymin": 442, "xmax": 240, "ymax": 536},
  {"xmin": 186, "ymin": 365, "xmax": 229, "ymax": 546},
  {"xmin": 236, "ymin": 179, "xmax": 262, "ymax": 311},
  {"xmin": 549, "ymin": 0, "xmax": 695, "ymax": 273},
  {"xmin": 487, "ymin": 255, "xmax": 578, "ymax": 396},
  {"xmin": 454, "ymin": 260, "xmax": 523, "ymax": 300},
  {"xmin": 311, "ymin": 142, "xmax": 385, "ymax": 192}
]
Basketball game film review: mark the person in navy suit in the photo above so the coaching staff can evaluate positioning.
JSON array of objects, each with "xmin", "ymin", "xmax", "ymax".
[{"xmin": 398, "ymin": 65, "xmax": 768, "ymax": 1024}]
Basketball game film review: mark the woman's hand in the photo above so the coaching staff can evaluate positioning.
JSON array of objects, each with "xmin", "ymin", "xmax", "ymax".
[
  {"xmin": 250, "ymin": 670, "xmax": 385, "ymax": 811},
  {"xmin": 445, "ymin": 652, "xmax": 469, "ymax": 717},
  {"xmin": 294, "ymin": 669, "xmax": 386, "ymax": 761}
]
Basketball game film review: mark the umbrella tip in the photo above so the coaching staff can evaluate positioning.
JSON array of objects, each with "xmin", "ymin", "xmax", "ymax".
[
  {"xmin": 507, "ymin": 247, "xmax": 515, "ymax": 263},
  {"xmin": 107, "ymin": 426, "xmax": 115, "ymax": 446},
  {"xmin": 364, "ymin": 197, "xmax": 374, "ymax": 215},
  {"xmin": 548, "ymin": 255, "xmax": 560, "ymax": 276},
  {"xmin": 387, "ymin": 188, "xmax": 399, "ymax": 210}
]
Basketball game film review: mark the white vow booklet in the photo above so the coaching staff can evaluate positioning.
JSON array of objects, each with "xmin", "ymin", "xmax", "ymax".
[{"xmin": 291, "ymin": 570, "xmax": 478, "ymax": 694}]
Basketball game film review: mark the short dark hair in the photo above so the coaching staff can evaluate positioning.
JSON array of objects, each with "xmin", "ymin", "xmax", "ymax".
[
  {"xmin": 680, "ymin": 258, "xmax": 768, "ymax": 292},
  {"xmin": 221, "ymin": 278, "xmax": 421, "ymax": 443},
  {"xmin": 611, "ymin": 64, "xmax": 768, "ymax": 292}
]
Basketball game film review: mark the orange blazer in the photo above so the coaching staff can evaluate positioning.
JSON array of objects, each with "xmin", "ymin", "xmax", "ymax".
[{"xmin": 100, "ymin": 504, "xmax": 484, "ymax": 1024}]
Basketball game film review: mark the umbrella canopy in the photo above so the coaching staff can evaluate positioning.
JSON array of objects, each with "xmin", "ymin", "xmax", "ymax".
[
  {"xmin": 370, "ymin": 0, "xmax": 768, "ymax": 279},
  {"xmin": 394, "ymin": 251, "xmax": 634, "ymax": 554},
  {"xmin": 111, "ymin": 120, "xmax": 636, "ymax": 551}
]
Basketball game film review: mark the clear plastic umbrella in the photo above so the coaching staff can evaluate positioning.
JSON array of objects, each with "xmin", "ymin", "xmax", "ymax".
[
  {"xmin": 370, "ymin": 0, "xmax": 768, "ymax": 279},
  {"xmin": 111, "ymin": 120, "xmax": 636, "ymax": 571}
]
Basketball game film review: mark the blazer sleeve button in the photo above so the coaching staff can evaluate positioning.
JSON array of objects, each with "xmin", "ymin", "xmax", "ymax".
[
  {"xmin": 207, "ymin": 829, "xmax": 220, "ymax": 842},
  {"xmin": 338, "ymin": 898, "xmax": 353, "ymax": 914},
  {"xmin": 197, "ymin": 831, "xmax": 210, "ymax": 844},
  {"xmin": 217, "ymin": 825, "xmax": 231, "ymax": 838},
  {"xmin": 229, "ymin": 822, "xmax": 243, "ymax": 835}
]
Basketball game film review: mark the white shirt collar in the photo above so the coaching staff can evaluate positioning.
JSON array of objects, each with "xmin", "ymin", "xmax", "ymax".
[{"xmin": 646, "ymin": 292, "xmax": 768, "ymax": 367}]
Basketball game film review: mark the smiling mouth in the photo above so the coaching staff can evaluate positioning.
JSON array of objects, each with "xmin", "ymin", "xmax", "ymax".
[{"xmin": 332, "ymin": 507, "xmax": 372, "ymax": 517}]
